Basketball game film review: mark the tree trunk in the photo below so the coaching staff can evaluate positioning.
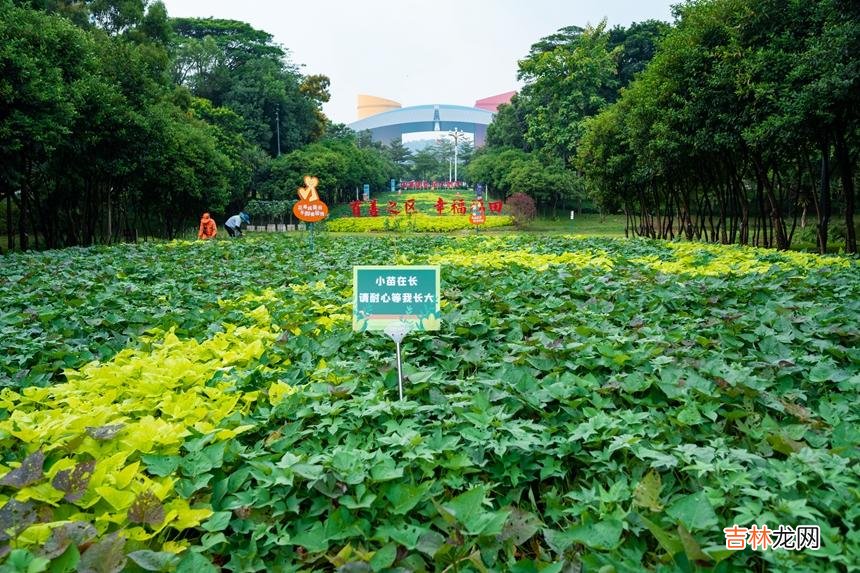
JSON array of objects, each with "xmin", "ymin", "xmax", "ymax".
[
  {"xmin": 818, "ymin": 136, "xmax": 831, "ymax": 254},
  {"xmin": 764, "ymin": 172, "xmax": 789, "ymax": 250},
  {"xmin": 107, "ymin": 186, "xmax": 112, "ymax": 244},
  {"xmin": 19, "ymin": 161, "xmax": 30, "ymax": 251},
  {"xmin": 5, "ymin": 190, "xmax": 13, "ymax": 251},
  {"xmin": 834, "ymin": 127, "xmax": 856, "ymax": 254}
]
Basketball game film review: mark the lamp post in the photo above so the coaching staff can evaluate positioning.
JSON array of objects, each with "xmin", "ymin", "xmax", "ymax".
[{"xmin": 447, "ymin": 127, "xmax": 464, "ymax": 184}]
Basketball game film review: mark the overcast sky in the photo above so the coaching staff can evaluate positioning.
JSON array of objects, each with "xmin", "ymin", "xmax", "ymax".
[{"xmin": 162, "ymin": 0, "xmax": 676, "ymax": 125}]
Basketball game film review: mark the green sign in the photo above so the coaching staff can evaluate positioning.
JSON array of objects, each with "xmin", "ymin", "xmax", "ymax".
[{"xmin": 353, "ymin": 266, "xmax": 440, "ymax": 331}]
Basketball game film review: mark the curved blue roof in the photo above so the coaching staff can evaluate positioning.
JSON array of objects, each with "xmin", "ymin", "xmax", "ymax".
[{"xmin": 348, "ymin": 104, "xmax": 494, "ymax": 136}]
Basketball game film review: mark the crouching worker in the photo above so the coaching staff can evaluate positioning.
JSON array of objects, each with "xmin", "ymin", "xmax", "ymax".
[
  {"xmin": 198, "ymin": 212, "xmax": 217, "ymax": 240},
  {"xmin": 225, "ymin": 212, "xmax": 250, "ymax": 237}
]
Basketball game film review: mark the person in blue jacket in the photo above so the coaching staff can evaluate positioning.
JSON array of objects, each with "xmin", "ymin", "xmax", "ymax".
[{"xmin": 225, "ymin": 212, "xmax": 250, "ymax": 237}]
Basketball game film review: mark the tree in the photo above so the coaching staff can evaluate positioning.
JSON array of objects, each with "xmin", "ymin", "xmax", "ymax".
[
  {"xmin": 577, "ymin": 0, "xmax": 858, "ymax": 252},
  {"xmin": 608, "ymin": 20, "xmax": 670, "ymax": 89},
  {"xmin": 171, "ymin": 17, "xmax": 323, "ymax": 155},
  {"xmin": 385, "ymin": 139, "xmax": 413, "ymax": 178},
  {"xmin": 517, "ymin": 20, "xmax": 619, "ymax": 164},
  {"xmin": 457, "ymin": 140, "xmax": 475, "ymax": 170},
  {"xmin": 409, "ymin": 148, "xmax": 443, "ymax": 181},
  {"xmin": 0, "ymin": 1, "xmax": 281, "ymax": 248},
  {"xmin": 258, "ymin": 139, "xmax": 396, "ymax": 205},
  {"xmin": 467, "ymin": 147, "xmax": 581, "ymax": 210},
  {"xmin": 485, "ymin": 95, "xmax": 529, "ymax": 151},
  {"xmin": 0, "ymin": 3, "xmax": 94, "ymax": 249}
]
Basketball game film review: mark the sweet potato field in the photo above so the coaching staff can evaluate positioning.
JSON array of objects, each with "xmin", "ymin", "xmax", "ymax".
[{"xmin": 0, "ymin": 235, "xmax": 857, "ymax": 572}]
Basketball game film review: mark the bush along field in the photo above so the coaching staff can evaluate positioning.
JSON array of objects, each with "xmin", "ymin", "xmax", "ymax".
[
  {"xmin": 323, "ymin": 190, "xmax": 514, "ymax": 233},
  {"xmin": 0, "ymin": 235, "xmax": 858, "ymax": 572},
  {"xmin": 325, "ymin": 213, "xmax": 513, "ymax": 233}
]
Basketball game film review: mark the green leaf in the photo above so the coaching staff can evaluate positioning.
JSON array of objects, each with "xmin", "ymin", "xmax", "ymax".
[
  {"xmin": 291, "ymin": 522, "xmax": 329, "ymax": 553},
  {"xmin": 666, "ymin": 491, "xmax": 718, "ymax": 531},
  {"xmin": 676, "ymin": 403, "xmax": 704, "ymax": 426},
  {"xmin": 369, "ymin": 458, "xmax": 403, "ymax": 482},
  {"xmin": 140, "ymin": 455, "xmax": 180, "ymax": 478},
  {"xmin": 180, "ymin": 442, "xmax": 226, "ymax": 476},
  {"xmin": 637, "ymin": 514, "xmax": 683, "ymax": 556},
  {"xmin": 375, "ymin": 524, "xmax": 427, "ymax": 550},
  {"xmin": 441, "ymin": 487, "xmax": 510, "ymax": 536},
  {"xmin": 383, "ymin": 482, "xmax": 431, "ymax": 515},
  {"xmin": 175, "ymin": 552, "xmax": 217, "ymax": 573},
  {"xmin": 441, "ymin": 487, "xmax": 484, "ymax": 521},
  {"xmin": 542, "ymin": 519, "xmax": 623, "ymax": 552},
  {"xmin": 369, "ymin": 543, "xmax": 397, "ymax": 572},
  {"xmin": 1, "ymin": 549, "xmax": 49, "ymax": 573},
  {"xmin": 201, "ymin": 511, "xmax": 232, "ymax": 532},
  {"xmin": 127, "ymin": 551, "xmax": 180, "ymax": 572}
]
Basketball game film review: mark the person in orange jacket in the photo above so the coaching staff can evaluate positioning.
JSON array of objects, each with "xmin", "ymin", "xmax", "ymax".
[{"xmin": 198, "ymin": 212, "xmax": 217, "ymax": 240}]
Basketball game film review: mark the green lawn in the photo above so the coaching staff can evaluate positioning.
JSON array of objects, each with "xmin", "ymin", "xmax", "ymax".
[{"xmin": 521, "ymin": 214, "xmax": 626, "ymax": 236}]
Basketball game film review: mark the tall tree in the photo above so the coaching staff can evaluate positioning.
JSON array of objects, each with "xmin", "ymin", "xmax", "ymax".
[
  {"xmin": 171, "ymin": 17, "xmax": 323, "ymax": 155},
  {"xmin": 0, "ymin": 3, "xmax": 93, "ymax": 249},
  {"xmin": 385, "ymin": 139, "xmax": 413, "ymax": 178},
  {"xmin": 517, "ymin": 20, "xmax": 619, "ymax": 164}
]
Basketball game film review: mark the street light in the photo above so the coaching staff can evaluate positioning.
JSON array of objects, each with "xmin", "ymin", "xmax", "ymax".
[{"xmin": 447, "ymin": 127, "xmax": 465, "ymax": 184}]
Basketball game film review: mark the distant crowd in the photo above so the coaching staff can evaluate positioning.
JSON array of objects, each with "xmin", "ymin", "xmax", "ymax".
[{"xmin": 399, "ymin": 180, "xmax": 468, "ymax": 190}]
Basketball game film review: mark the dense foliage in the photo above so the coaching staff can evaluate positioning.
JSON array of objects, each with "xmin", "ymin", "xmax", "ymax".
[
  {"xmin": 480, "ymin": 0, "xmax": 860, "ymax": 253},
  {"xmin": 467, "ymin": 149, "xmax": 580, "ymax": 213},
  {"xmin": 1, "ymin": 235, "xmax": 857, "ymax": 571},
  {"xmin": 483, "ymin": 1, "xmax": 858, "ymax": 253},
  {"xmin": 474, "ymin": 20, "xmax": 667, "ymax": 216},
  {"xmin": 578, "ymin": 0, "xmax": 859, "ymax": 254},
  {"xmin": 0, "ymin": 0, "xmax": 340, "ymax": 249},
  {"xmin": 257, "ymin": 135, "xmax": 399, "ymax": 206}
]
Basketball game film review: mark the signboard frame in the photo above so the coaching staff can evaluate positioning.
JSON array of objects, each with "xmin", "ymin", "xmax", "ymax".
[{"xmin": 353, "ymin": 265, "xmax": 441, "ymax": 332}]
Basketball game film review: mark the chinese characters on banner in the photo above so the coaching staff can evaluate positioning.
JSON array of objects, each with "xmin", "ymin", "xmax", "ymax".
[
  {"xmin": 353, "ymin": 266, "xmax": 441, "ymax": 332},
  {"xmin": 347, "ymin": 197, "xmax": 502, "ymax": 217},
  {"xmin": 292, "ymin": 176, "xmax": 329, "ymax": 222},
  {"xmin": 723, "ymin": 524, "xmax": 820, "ymax": 551}
]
